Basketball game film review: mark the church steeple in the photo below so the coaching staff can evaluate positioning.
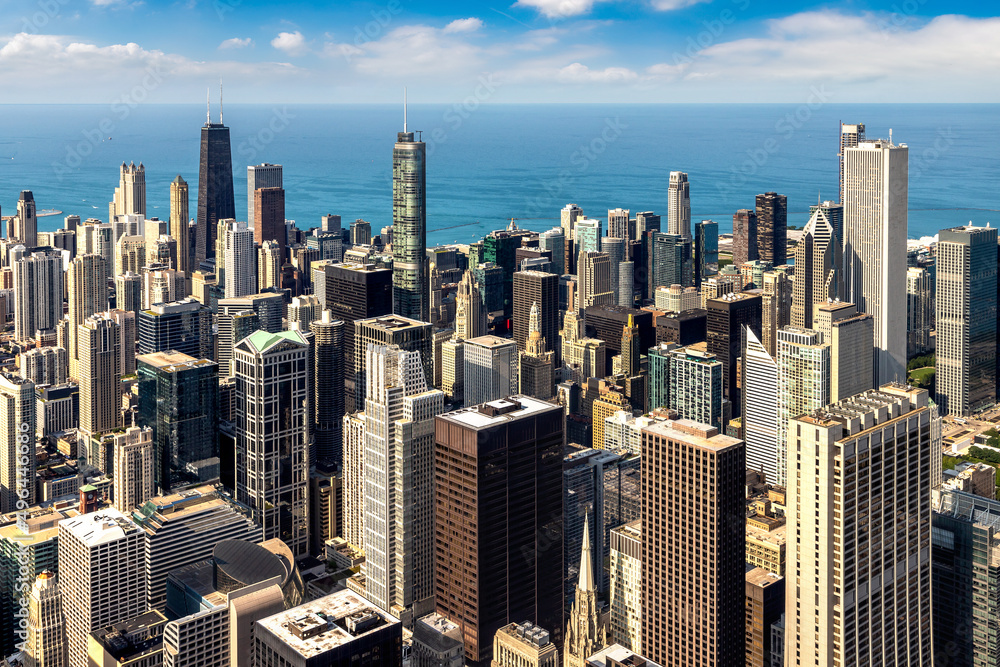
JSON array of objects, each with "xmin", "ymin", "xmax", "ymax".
[
  {"xmin": 564, "ymin": 508, "xmax": 608, "ymax": 667},
  {"xmin": 578, "ymin": 511, "xmax": 595, "ymax": 592}
]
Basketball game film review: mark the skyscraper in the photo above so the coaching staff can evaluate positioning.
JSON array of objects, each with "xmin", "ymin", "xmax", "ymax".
[
  {"xmin": 518, "ymin": 303, "xmax": 555, "ymax": 400},
  {"xmin": 13, "ymin": 190, "xmax": 38, "ymax": 246},
  {"xmin": 906, "ymin": 266, "xmax": 933, "ymax": 358},
  {"xmin": 361, "ymin": 345, "xmax": 443, "ymax": 624},
  {"xmin": 59, "ymin": 509, "xmax": 145, "ymax": 667},
  {"xmin": 435, "ymin": 396, "xmax": 564, "ymax": 667},
  {"xmin": 742, "ymin": 327, "xmax": 778, "ymax": 482},
  {"xmin": 137, "ymin": 298, "xmax": 214, "ymax": 360},
  {"xmin": 706, "ymin": 292, "xmax": 762, "ymax": 416},
  {"xmin": 78, "ymin": 313, "xmax": 122, "ymax": 437},
  {"xmin": 601, "ymin": 236, "xmax": 625, "ymax": 305},
  {"xmin": 455, "ymin": 269, "xmax": 487, "ymax": 341},
  {"xmin": 112, "ymin": 426, "xmax": 154, "ymax": 514},
  {"xmin": 843, "ymin": 136, "xmax": 908, "ymax": 385},
  {"xmin": 137, "ymin": 351, "xmax": 219, "ymax": 491},
  {"xmin": 66, "ymin": 254, "xmax": 109, "ymax": 379},
  {"xmin": 223, "ymin": 220, "xmax": 256, "ymax": 298},
  {"xmin": 813, "ymin": 301, "xmax": 874, "ymax": 402},
  {"xmin": 761, "ymin": 270, "xmax": 792, "ymax": 357},
  {"xmin": 392, "ymin": 113, "xmax": 428, "ymax": 322},
  {"xmin": 694, "ymin": 220, "xmax": 718, "ymax": 288},
  {"xmin": 791, "ymin": 205, "xmax": 843, "ymax": 329},
  {"xmin": 311, "ymin": 311, "xmax": 345, "ymax": 465},
  {"xmin": 936, "ymin": 225, "xmax": 998, "ymax": 416},
  {"xmin": 514, "ymin": 270, "xmax": 560, "ymax": 363},
  {"xmin": 354, "ymin": 315, "xmax": 433, "ymax": 411},
  {"xmin": 838, "ymin": 122, "xmax": 865, "ymax": 204},
  {"xmin": 254, "ymin": 186, "xmax": 286, "ymax": 255},
  {"xmin": 641, "ymin": 419, "xmax": 744, "ymax": 666},
  {"xmin": 539, "ymin": 228, "xmax": 566, "ymax": 277},
  {"xmin": 110, "ymin": 161, "xmax": 146, "ymax": 218},
  {"xmin": 732, "ymin": 209, "xmax": 758, "ymax": 266},
  {"xmin": 667, "ymin": 171, "xmax": 691, "ymax": 240},
  {"xmin": 247, "ymin": 163, "xmax": 283, "ymax": 228},
  {"xmin": 775, "ymin": 327, "xmax": 829, "ymax": 487},
  {"xmin": 575, "ymin": 217, "xmax": 602, "ymax": 259},
  {"xmin": 635, "ymin": 211, "xmax": 660, "ymax": 240},
  {"xmin": 607, "ymin": 208, "xmax": 631, "ymax": 240},
  {"xmin": 234, "ymin": 330, "xmax": 311, "ymax": 555},
  {"xmin": 609, "ymin": 521, "xmax": 642, "ymax": 651},
  {"xmin": 463, "ymin": 335, "xmax": 518, "ymax": 406},
  {"xmin": 23, "ymin": 571, "xmax": 67, "ymax": 667},
  {"xmin": 0, "ymin": 373, "xmax": 36, "ymax": 513},
  {"xmin": 786, "ymin": 384, "xmax": 932, "ymax": 666},
  {"xmin": 169, "ymin": 175, "xmax": 190, "ymax": 279},
  {"xmin": 195, "ymin": 99, "xmax": 235, "ymax": 265},
  {"xmin": 755, "ymin": 192, "xmax": 787, "ymax": 266},
  {"xmin": 13, "ymin": 249, "xmax": 63, "ymax": 342},
  {"xmin": 577, "ymin": 252, "xmax": 613, "ymax": 313}
]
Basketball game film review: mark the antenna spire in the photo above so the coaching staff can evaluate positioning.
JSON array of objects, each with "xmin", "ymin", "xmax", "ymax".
[
  {"xmin": 220, "ymin": 77, "xmax": 224, "ymax": 124},
  {"xmin": 403, "ymin": 87, "xmax": 407, "ymax": 133},
  {"xmin": 206, "ymin": 87, "xmax": 210, "ymax": 124}
]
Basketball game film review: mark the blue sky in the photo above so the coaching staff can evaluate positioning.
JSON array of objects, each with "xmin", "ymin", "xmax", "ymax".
[{"xmin": 1, "ymin": 0, "xmax": 999, "ymax": 103}]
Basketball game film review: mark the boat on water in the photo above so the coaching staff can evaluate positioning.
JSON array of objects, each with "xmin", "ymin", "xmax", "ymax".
[{"xmin": 37, "ymin": 209, "xmax": 62, "ymax": 217}]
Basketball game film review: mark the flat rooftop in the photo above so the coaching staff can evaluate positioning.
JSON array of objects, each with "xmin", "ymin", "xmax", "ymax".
[
  {"xmin": 746, "ymin": 567, "xmax": 784, "ymax": 589},
  {"xmin": 256, "ymin": 589, "xmax": 399, "ymax": 659},
  {"xmin": 439, "ymin": 395, "xmax": 559, "ymax": 430},
  {"xmin": 59, "ymin": 507, "xmax": 139, "ymax": 547},
  {"xmin": 137, "ymin": 351, "xmax": 215, "ymax": 371},
  {"xmin": 465, "ymin": 334, "xmax": 516, "ymax": 348},
  {"xmin": 642, "ymin": 418, "xmax": 742, "ymax": 452}
]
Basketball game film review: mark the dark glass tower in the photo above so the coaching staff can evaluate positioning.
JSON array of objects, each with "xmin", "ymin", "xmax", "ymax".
[
  {"xmin": 195, "ymin": 104, "xmax": 235, "ymax": 265},
  {"xmin": 755, "ymin": 192, "xmax": 788, "ymax": 267},
  {"xmin": 392, "ymin": 115, "xmax": 428, "ymax": 321}
]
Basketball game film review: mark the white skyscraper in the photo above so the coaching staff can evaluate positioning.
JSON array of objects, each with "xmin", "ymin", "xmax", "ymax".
[
  {"xmin": 224, "ymin": 220, "xmax": 256, "ymax": 298},
  {"xmin": 13, "ymin": 250, "xmax": 64, "ymax": 343},
  {"xmin": 78, "ymin": 313, "xmax": 122, "ymax": 437},
  {"xmin": 112, "ymin": 426, "xmax": 154, "ymax": 515},
  {"xmin": 843, "ymin": 137, "xmax": 908, "ymax": 386},
  {"xmin": 742, "ymin": 327, "xmax": 778, "ymax": 483},
  {"xmin": 110, "ymin": 161, "xmax": 146, "ymax": 219},
  {"xmin": 67, "ymin": 253, "xmax": 109, "ymax": 379},
  {"xmin": 0, "ymin": 373, "xmax": 36, "ymax": 513},
  {"xmin": 58, "ymin": 509, "xmax": 145, "ymax": 667},
  {"xmin": 23, "ymin": 571, "xmax": 68, "ymax": 667},
  {"xmin": 247, "ymin": 163, "xmax": 283, "ymax": 229},
  {"xmin": 233, "ymin": 330, "xmax": 311, "ymax": 555},
  {"xmin": 361, "ymin": 344, "xmax": 444, "ymax": 624},
  {"xmin": 463, "ymin": 335, "xmax": 518, "ymax": 406},
  {"xmin": 667, "ymin": 171, "xmax": 691, "ymax": 240},
  {"xmin": 776, "ymin": 327, "xmax": 830, "ymax": 488},
  {"xmin": 455, "ymin": 269, "xmax": 486, "ymax": 341}
]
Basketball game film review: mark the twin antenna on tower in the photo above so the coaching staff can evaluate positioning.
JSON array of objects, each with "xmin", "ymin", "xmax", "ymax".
[
  {"xmin": 207, "ymin": 79, "xmax": 224, "ymax": 124},
  {"xmin": 403, "ymin": 87, "xmax": 422, "ymax": 141}
]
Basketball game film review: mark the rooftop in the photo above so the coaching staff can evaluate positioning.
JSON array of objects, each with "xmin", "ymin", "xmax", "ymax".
[
  {"xmin": 466, "ymin": 334, "xmax": 516, "ymax": 348},
  {"xmin": 59, "ymin": 507, "xmax": 139, "ymax": 547},
  {"xmin": 745, "ymin": 567, "xmax": 783, "ymax": 589},
  {"xmin": 439, "ymin": 395, "xmax": 560, "ymax": 430},
  {"xmin": 137, "ymin": 351, "xmax": 215, "ymax": 372},
  {"xmin": 641, "ymin": 418, "xmax": 742, "ymax": 452},
  {"xmin": 256, "ymin": 589, "xmax": 399, "ymax": 658}
]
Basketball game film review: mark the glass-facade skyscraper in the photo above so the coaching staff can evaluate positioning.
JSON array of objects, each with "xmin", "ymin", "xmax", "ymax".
[
  {"xmin": 694, "ymin": 220, "xmax": 719, "ymax": 288},
  {"xmin": 195, "ymin": 107, "xmax": 235, "ymax": 265},
  {"xmin": 392, "ymin": 125, "xmax": 428, "ymax": 322}
]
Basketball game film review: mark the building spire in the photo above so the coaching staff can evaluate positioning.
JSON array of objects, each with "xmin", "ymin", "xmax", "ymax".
[
  {"xmin": 403, "ymin": 86, "xmax": 407, "ymax": 133},
  {"xmin": 578, "ymin": 510, "xmax": 595, "ymax": 592},
  {"xmin": 206, "ymin": 87, "xmax": 211, "ymax": 124},
  {"xmin": 529, "ymin": 302, "xmax": 540, "ymax": 336},
  {"xmin": 220, "ymin": 77, "xmax": 224, "ymax": 124}
]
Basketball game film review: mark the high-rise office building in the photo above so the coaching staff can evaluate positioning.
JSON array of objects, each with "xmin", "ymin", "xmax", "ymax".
[
  {"xmin": 78, "ymin": 313, "xmax": 122, "ymax": 437},
  {"xmin": 141, "ymin": 263, "xmax": 186, "ymax": 309},
  {"xmin": 514, "ymin": 271, "xmax": 560, "ymax": 362},
  {"xmin": 223, "ymin": 220, "xmax": 256, "ymax": 298},
  {"xmin": 435, "ymin": 396, "xmax": 564, "ymax": 667},
  {"xmin": 254, "ymin": 186, "xmax": 286, "ymax": 256},
  {"xmin": 539, "ymin": 228, "xmax": 566, "ymax": 277},
  {"xmin": 115, "ymin": 271, "xmax": 143, "ymax": 315},
  {"xmin": 311, "ymin": 311, "xmax": 345, "ymax": 465},
  {"xmin": 360, "ymin": 345, "xmax": 443, "ymax": 624},
  {"xmin": 906, "ymin": 266, "xmax": 933, "ymax": 358},
  {"xmin": 694, "ymin": 220, "xmax": 718, "ymax": 288},
  {"xmin": 216, "ymin": 293, "xmax": 283, "ymax": 376},
  {"xmin": 23, "ymin": 571, "xmax": 67, "ymax": 667},
  {"xmin": 137, "ymin": 351, "xmax": 219, "ymax": 491},
  {"xmin": 114, "ymin": 234, "xmax": 146, "ymax": 278},
  {"xmin": 843, "ymin": 137, "xmax": 908, "ymax": 385},
  {"xmin": 609, "ymin": 521, "xmax": 642, "ymax": 652},
  {"xmin": 732, "ymin": 209, "xmax": 758, "ymax": 266},
  {"xmin": 233, "ymin": 330, "xmax": 311, "ymax": 555},
  {"xmin": 13, "ymin": 249, "xmax": 63, "ymax": 343},
  {"xmin": 195, "ymin": 102, "xmax": 235, "ymax": 264},
  {"xmin": 137, "ymin": 298, "xmax": 214, "ymax": 360},
  {"xmin": 483, "ymin": 229, "xmax": 521, "ymax": 325},
  {"xmin": 838, "ymin": 122, "xmax": 865, "ymax": 204},
  {"xmin": 810, "ymin": 200, "xmax": 844, "ymax": 250},
  {"xmin": 169, "ymin": 175, "xmax": 190, "ymax": 279},
  {"xmin": 635, "ymin": 211, "xmax": 660, "ymax": 240},
  {"xmin": 288, "ymin": 294, "xmax": 321, "ymax": 332},
  {"xmin": 578, "ymin": 252, "xmax": 613, "ymax": 313},
  {"xmin": 786, "ymin": 384, "xmax": 932, "ymax": 666},
  {"xmin": 745, "ymin": 568, "xmax": 784, "ymax": 667},
  {"xmin": 775, "ymin": 327, "xmax": 829, "ymax": 487},
  {"xmin": 607, "ymin": 208, "xmax": 631, "ymax": 240},
  {"xmin": 813, "ymin": 301, "xmax": 874, "ymax": 402},
  {"xmin": 706, "ymin": 292, "xmax": 762, "ymax": 416},
  {"xmin": 463, "ymin": 335, "xmax": 518, "ymax": 406},
  {"xmin": 0, "ymin": 373, "xmax": 36, "ymax": 513},
  {"xmin": 110, "ymin": 161, "xmax": 146, "ymax": 219},
  {"xmin": 66, "ymin": 254, "xmax": 109, "ymax": 378},
  {"xmin": 575, "ymin": 217, "xmax": 602, "ymax": 260},
  {"xmin": 641, "ymin": 419, "xmax": 744, "ymax": 666},
  {"xmin": 662, "ymin": 345, "xmax": 724, "ymax": 429},
  {"xmin": 257, "ymin": 239, "xmax": 282, "ymax": 291},
  {"xmin": 618, "ymin": 260, "xmax": 634, "ymax": 307},
  {"xmin": 518, "ymin": 303, "xmax": 555, "ymax": 400},
  {"xmin": 247, "ymin": 163, "xmax": 283, "ymax": 228},
  {"xmin": 936, "ymin": 225, "xmax": 998, "ymax": 417},
  {"xmin": 354, "ymin": 315, "xmax": 433, "ymax": 410},
  {"xmin": 601, "ymin": 237, "xmax": 626, "ymax": 305},
  {"xmin": 13, "ymin": 190, "xmax": 38, "ymax": 246},
  {"xmin": 350, "ymin": 218, "xmax": 372, "ymax": 245},
  {"xmin": 791, "ymin": 205, "xmax": 843, "ymax": 329},
  {"xmin": 455, "ymin": 269, "xmax": 487, "ymax": 341},
  {"xmin": 667, "ymin": 172, "xmax": 691, "ymax": 240},
  {"xmin": 59, "ymin": 509, "xmax": 145, "ymax": 667},
  {"xmin": 742, "ymin": 327, "xmax": 778, "ymax": 482},
  {"xmin": 111, "ymin": 426, "xmax": 154, "ymax": 514},
  {"xmin": 19, "ymin": 347, "xmax": 67, "ymax": 386},
  {"xmin": 755, "ymin": 192, "xmax": 787, "ymax": 267},
  {"xmin": 651, "ymin": 233, "xmax": 692, "ymax": 290},
  {"xmin": 392, "ymin": 119, "xmax": 428, "ymax": 322},
  {"xmin": 761, "ymin": 270, "xmax": 792, "ymax": 357},
  {"xmin": 441, "ymin": 337, "xmax": 464, "ymax": 400}
]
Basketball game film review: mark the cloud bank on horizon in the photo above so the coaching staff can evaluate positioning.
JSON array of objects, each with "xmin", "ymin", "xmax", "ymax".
[{"xmin": 1, "ymin": 0, "xmax": 998, "ymax": 103}]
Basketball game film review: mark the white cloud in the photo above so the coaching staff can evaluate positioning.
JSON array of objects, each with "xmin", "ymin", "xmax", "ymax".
[
  {"xmin": 513, "ymin": 0, "xmax": 605, "ymax": 19},
  {"xmin": 649, "ymin": 0, "xmax": 710, "ymax": 10},
  {"xmin": 443, "ymin": 18, "xmax": 484, "ymax": 34},
  {"xmin": 323, "ymin": 23, "xmax": 484, "ymax": 78},
  {"xmin": 557, "ymin": 62, "xmax": 637, "ymax": 82},
  {"xmin": 219, "ymin": 37, "xmax": 253, "ymax": 50},
  {"xmin": 271, "ymin": 31, "xmax": 307, "ymax": 56}
]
